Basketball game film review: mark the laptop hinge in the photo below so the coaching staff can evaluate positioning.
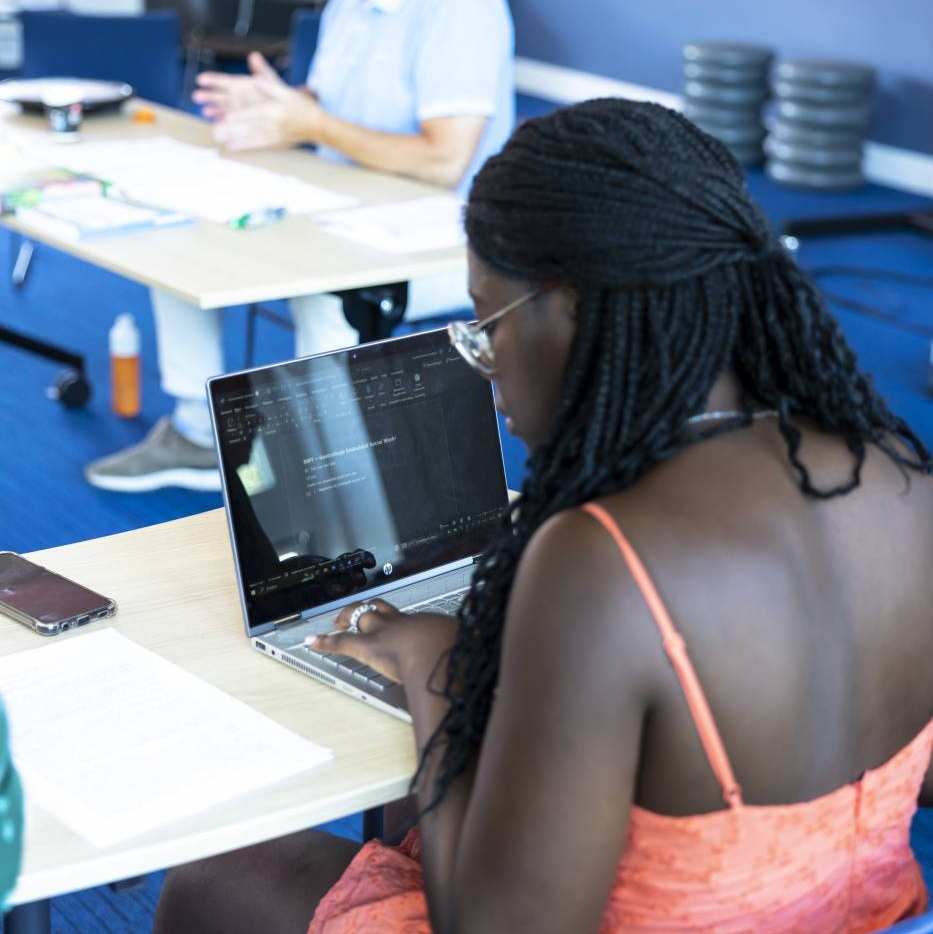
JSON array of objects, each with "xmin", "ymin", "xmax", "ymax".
[{"xmin": 271, "ymin": 613, "xmax": 301, "ymax": 630}]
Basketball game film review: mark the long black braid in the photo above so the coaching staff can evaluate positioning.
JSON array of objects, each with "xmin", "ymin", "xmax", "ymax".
[{"xmin": 412, "ymin": 98, "xmax": 931, "ymax": 813}]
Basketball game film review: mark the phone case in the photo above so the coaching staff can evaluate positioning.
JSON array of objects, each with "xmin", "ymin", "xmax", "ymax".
[
  {"xmin": 0, "ymin": 552, "xmax": 117, "ymax": 636},
  {"xmin": 0, "ymin": 598, "xmax": 117, "ymax": 637}
]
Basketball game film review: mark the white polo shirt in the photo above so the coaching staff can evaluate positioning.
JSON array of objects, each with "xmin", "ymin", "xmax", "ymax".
[{"xmin": 307, "ymin": 0, "xmax": 515, "ymax": 197}]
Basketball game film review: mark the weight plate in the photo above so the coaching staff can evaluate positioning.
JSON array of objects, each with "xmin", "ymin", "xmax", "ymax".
[
  {"xmin": 764, "ymin": 137, "xmax": 862, "ymax": 168},
  {"xmin": 685, "ymin": 79, "xmax": 769, "ymax": 107},
  {"xmin": 772, "ymin": 78, "xmax": 872, "ymax": 105},
  {"xmin": 776, "ymin": 99, "xmax": 872, "ymax": 129},
  {"xmin": 684, "ymin": 100, "xmax": 763, "ymax": 126},
  {"xmin": 684, "ymin": 60, "xmax": 770, "ymax": 84},
  {"xmin": 774, "ymin": 59, "xmax": 875, "ymax": 89},
  {"xmin": 683, "ymin": 42, "xmax": 773, "ymax": 69},
  {"xmin": 769, "ymin": 118, "xmax": 864, "ymax": 148},
  {"xmin": 766, "ymin": 158, "xmax": 865, "ymax": 189}
]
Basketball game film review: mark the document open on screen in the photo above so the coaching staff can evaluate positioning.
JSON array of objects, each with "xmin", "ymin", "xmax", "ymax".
[{"xmin": 214, "ymin": 332, "xmax": 506, "ymax": 630}]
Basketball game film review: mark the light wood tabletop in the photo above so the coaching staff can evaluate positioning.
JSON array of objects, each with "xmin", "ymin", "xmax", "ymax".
[
  {"xmin": 5, "ymin": 508, "xmax": 416, "ymax": 906},
  {"xmin": 0, "ymin": 101, "xmax": 466, "ymax": 309}
]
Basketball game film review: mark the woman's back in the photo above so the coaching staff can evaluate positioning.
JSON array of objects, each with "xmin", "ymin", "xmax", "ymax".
[{"xmin": 592, "ymin": 418, "xmax": 933, "ymax": 929}]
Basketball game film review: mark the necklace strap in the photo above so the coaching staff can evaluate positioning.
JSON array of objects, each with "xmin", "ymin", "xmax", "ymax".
[{"xmin": 687, "ymin": 409, "xmax": 778, "ymax": 426}]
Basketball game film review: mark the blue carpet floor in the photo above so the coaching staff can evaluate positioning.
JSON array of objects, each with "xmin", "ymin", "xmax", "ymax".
[{"xmin": 1, "ymin": 98, "xmax": 932, "ymax": 930}]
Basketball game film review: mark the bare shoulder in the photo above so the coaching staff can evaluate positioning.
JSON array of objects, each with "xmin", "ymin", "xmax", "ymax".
[
  {"xmin": 510, "ymin": 505, "xmax": 630, "ymax": 626},
  {"xmin": 504, "ymin": 504, "xmax": 670, "ymax": 700},
  {"xmin": 514, "ymin": 500, "xmax": 657, "ymax": 611}
]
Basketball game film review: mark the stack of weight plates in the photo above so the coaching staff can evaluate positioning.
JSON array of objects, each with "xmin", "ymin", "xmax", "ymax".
[
  {"xmin": 766, "ymin": 60, "xmax": 875, "ymax": 189},
  {"xmin": 682, "ymin": 42, "xmax": 773, "ymax": 166}
]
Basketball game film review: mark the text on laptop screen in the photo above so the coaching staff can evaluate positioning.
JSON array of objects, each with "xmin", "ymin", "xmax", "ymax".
[{"xmin": 211, "ymin": 330, "xmax": 508, "ymax": 628}]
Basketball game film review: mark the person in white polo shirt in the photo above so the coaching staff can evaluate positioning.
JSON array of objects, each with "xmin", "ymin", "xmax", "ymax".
[{"xmin": 85, "ymin": 0, "xmax": 514, "ymax": 493}]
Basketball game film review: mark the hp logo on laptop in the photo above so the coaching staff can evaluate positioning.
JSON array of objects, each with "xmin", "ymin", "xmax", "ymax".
[{"xmin": 383, "ymin": 562, "xmax": 393, "ymax": 576}]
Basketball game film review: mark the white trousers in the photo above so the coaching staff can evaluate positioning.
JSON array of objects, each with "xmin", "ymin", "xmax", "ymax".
[{"xmin": 152, "ymin": 271, "xmax": 471, "ymax": 402}]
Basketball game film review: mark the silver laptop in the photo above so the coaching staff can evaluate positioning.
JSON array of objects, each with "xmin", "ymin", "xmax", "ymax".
[{"xmin": 208, "ymin": 328, "xmax": 509, "ymax": 722}]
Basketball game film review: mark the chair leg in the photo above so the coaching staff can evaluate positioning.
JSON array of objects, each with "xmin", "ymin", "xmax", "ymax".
[
  {"xmin": 243, "ymin": 303, "xmax": 294, "ymax": 367},
  {"xmin": 181, "ymin": 34, "xmax": 204, "ymax": 101},
  {"xmin": 338, "ymin": 283, "xmax": 409, "ymax": 344},
  {"xmin": 245, "ymin": 303, "xmax": 258, "ymax": 368},
  {"xmin": 362, "ymin": 806, "xmax": 384, "ymax": 842},
  {"xmin": 108, "ymin": 875, "xmax": 147, "ymax": 892},
  {"xmin": 234, "ymin": 0, "xmax": 255, "ymax": 37},
  {"xmin": 11, "ymin": 238, "xmax": 35, "ymax": 289}
]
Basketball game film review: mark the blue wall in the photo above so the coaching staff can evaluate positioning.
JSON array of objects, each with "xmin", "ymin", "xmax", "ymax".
[{"xmin": 510, "ymin": 0, "xmax": 933, "ymax": 155}]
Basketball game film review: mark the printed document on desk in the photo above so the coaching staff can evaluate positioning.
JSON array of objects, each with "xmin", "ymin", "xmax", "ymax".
[
  {"xmin": 315, "ymin": 195, "xmax": 466, "ymax": 253},
  {"xmin": 0, "ymin": 628, "xmax": 332, "ymax": 848},
  {"xmin": 27, "ymin": 136, "xmax": 358, "ymax": 224}
]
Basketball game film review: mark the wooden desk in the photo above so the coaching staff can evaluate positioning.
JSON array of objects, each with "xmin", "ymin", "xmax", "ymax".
[
  {"xmin": 5, "ymin": 508, "xmax": 416, "ymax": 908},
  {"xmin": 0, "ymin": 102, "xmax": 465, "ymax": 309}
]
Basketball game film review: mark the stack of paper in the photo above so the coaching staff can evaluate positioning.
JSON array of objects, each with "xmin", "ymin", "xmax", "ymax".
[
  {"xmin": 28, "ymin": 136, "xmax": 359, "ymax": 225},
  {"xmin": 0, "ymin": 629, "xmax": 332, "ymax": 847},
  {"xmin": 315, "ymin": 195, "xmax": 466, "ymax": 254},
  {"xmin": 17, "ymin": 193, "xmax": 191, "ymax": 240}
]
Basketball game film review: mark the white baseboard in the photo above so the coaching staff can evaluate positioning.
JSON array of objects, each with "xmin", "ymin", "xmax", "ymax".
[
  {"xmin": 862, "ymin": 141, "xmax": 933, "ymax": 197},
  {"xmin": 515, "ymin": 57, "xmax": 933, "ymax": 198},
  {"xmin": 515, "ymin": 58, "xmax": 682, "ymax": 112}
]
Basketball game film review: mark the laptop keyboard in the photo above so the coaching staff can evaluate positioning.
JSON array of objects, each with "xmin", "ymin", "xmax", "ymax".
[
  {"xmin": 296, "ymin": 588, "xmax": 467, "ymax": 697},
  {"xmin": 404, "ymin": 587, "xmax": 467, "ymax": 617},
  {"xmin": 300, "ymin": 650, "xmax": 397, "ymax": 694}
]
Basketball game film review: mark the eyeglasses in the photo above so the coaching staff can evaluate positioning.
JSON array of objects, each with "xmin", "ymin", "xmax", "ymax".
[{"xmin": 447, "ymin": 287, "xmax": 550, "ymax": 377}]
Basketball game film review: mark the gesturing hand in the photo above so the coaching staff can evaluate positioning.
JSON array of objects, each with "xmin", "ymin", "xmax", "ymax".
[
  {"xmin": 194, "ymin": 52, "xmax": 324, "ymax": 151},
  {"xmin": 193, "ymin": 52, "xmax": 284, "ymax": 120},
  {"xmin": 306, "ymin": 598, "xmax": 459, "ymax": 687}
]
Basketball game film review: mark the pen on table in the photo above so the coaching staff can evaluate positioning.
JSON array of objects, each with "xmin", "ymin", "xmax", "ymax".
[{"xmin": 230, "ymin": 207, "xmax": 286, "ymax": 230}]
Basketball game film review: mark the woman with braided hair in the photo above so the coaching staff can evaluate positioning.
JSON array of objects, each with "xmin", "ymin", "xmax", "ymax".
[{"xmin": 155, "ymin": 99, "xmax": 933, "ymax": 933}]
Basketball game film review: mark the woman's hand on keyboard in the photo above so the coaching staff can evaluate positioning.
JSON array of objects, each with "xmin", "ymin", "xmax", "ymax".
[{"xmin": 306, "ymin": 598, "xmax": 458, "ymax": 686}]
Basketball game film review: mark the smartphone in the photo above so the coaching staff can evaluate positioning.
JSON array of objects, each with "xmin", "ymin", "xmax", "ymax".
[{"xmin": 0, "ymin": 551, "xmax": 116, "ymax": 636}]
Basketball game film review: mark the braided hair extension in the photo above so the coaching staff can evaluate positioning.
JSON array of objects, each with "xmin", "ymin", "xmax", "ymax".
[{"xmin": 411, "ymin": 98, "xmax": 931, "ymax": 814}]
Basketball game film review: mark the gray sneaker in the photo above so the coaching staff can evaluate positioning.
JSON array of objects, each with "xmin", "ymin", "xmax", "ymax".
[{"xmin": 85, "ymin": 417, "xmax": 221, "ymax": 492}]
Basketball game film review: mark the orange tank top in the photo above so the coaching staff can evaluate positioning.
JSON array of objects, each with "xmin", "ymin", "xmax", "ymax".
[
  {"xmin": 583, "ymin": 501, "xmax": 933, "ymax": 933},
  {"xmin": 309, "ymin": 504, "xmax": 933, "ymax": 933}
]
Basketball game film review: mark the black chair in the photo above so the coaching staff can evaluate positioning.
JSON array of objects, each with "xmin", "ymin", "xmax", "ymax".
[{"xmin": 161, "ymin": 0, "xmax": 321, "ymax": 89}]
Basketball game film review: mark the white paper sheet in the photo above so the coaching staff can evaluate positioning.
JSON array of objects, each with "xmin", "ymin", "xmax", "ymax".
[
  {"xmin": 315, "ymin": 195, "xmax": 466, "ymax": 254},
  {"xmin": 0, "ymin": 629, "xmax": 332, "ymax": 848},
  {"xmin": 27, "ymin": 136, "xmax": 358, "ymax": 224}
]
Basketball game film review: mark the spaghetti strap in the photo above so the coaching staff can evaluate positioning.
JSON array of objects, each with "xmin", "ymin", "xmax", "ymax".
[{"xmin": 581, "ymin": 502, "xmax": 743, "ymax": 808}]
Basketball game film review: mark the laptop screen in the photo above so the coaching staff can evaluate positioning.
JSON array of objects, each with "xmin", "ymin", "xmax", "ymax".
[{"xmin": 209, "ymin": 329, "xmax": 508, "ymax": 631}]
